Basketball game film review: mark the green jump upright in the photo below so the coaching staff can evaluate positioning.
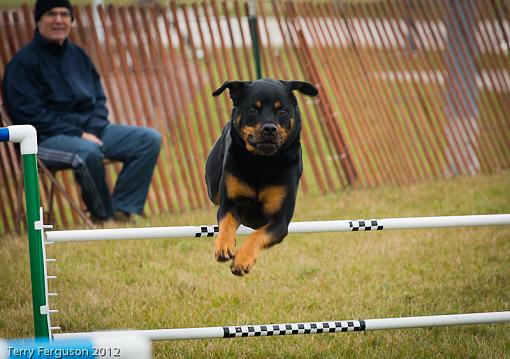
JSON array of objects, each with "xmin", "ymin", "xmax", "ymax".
[
  {"xmin": 0, "ymin": 125, "xmax": 50, "ymax": 338},
  {"xmin": 23, "ymin": 153, "xmax": 49, "ymax": 338}
]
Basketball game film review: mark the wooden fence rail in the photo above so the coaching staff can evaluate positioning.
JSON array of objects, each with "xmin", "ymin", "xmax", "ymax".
[{"xmin": 0, "ymin": 0, "xmax": 508, "ymax": 234}]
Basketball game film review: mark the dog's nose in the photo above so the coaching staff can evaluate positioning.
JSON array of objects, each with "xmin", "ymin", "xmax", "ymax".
[{"xmin": 262, "ymin": 123, "xmax": 277, "ymax": 136}]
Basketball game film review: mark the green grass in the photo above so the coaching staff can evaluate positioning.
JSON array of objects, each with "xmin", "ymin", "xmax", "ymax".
[{"xmin": 1, "ymin": 171, "xmax": 509, "ymax": 358}]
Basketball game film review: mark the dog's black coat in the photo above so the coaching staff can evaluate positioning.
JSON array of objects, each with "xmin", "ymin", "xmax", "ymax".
[{"xmin": 206, "ymin": 78, "xmax": 318, "ymax": 275}]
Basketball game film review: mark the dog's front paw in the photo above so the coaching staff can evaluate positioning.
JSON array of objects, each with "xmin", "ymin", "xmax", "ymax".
[
  {"xmin": 230, "ymin": 246, "xmax": 257, "ymax": 276},
  {"xmin": 214, "ymin": 235, "xmax": 236, "ymax": 262}
]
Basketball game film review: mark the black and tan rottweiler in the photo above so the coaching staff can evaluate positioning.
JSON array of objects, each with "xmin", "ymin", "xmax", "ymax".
[{"xmin": 205, "ymin": 78, "xmax": 318, "ymax": 276}]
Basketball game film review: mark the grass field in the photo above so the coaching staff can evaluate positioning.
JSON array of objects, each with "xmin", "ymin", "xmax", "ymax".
[{"xmin": 1, "ymin": 171, "xmax": 509, "ymax": 358}]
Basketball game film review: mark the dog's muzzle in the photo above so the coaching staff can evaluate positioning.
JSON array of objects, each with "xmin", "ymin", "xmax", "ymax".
[{"xmin": 248, "ymin": 124, "xmax": 280, "ymax": 156}]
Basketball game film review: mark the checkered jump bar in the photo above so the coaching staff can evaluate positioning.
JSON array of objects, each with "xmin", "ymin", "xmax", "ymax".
[
  {"xmin": 45, "ymin": 214, "xmax": 510, "ymax": 243},
  {"xmin": 349, "ymin": 219, "xmax": 384, "ymax": 231},
  {"xmin": 54, "ymin": 311, "xmax": 510, "ymax": 341},
  {"xmin": 223, "ymin": 320, "xmax": 365, "ymax": 338},
  {"xmin": 195, "ymin": 226, "xmax": 219, "ymax": 237}
]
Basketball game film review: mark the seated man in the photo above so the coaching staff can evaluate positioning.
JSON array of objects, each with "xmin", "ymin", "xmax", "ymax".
[{"xmin": 2, "ymin": 0, "xmax": 161, "ymax": 223}]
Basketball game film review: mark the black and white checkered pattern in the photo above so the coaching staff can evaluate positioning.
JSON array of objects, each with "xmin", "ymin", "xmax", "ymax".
[
  {"xmin": 195, "ymin": 226, "xmax": 219, "ymax": 237},
  {"xmin": 349, "ymin": 219, "xmax": 383, "ymax": 231},
  {"xmin": 222, "ymin": 320, "xmax": 366, "ymax": 338}
]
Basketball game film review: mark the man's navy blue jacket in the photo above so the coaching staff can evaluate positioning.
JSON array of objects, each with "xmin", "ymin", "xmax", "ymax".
[{"xmin": 2, "ymin": 30, "xmax": 109, "ymax": 143}]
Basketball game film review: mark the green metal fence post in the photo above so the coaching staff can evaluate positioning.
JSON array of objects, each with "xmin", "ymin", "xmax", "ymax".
[{"xmin": 248, "ymin": 0, "xmax": 262, "ymax": 79}]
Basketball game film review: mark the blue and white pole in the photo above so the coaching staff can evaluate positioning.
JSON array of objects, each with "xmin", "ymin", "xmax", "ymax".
[{"xmin": 1, "ymin": 334, "xmax": 151, "ymax": 359}]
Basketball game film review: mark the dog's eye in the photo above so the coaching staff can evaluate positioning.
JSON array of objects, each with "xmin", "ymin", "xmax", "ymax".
[
  {"xmin": 277, "ymin": 109, "xmax": 288, "ymax": 116},
  {"xmin": 248, "ymin": 107, "xmax": 258, "ymax": 115}
]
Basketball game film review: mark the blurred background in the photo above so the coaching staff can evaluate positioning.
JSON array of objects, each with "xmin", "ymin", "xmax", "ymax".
[{"xmin": 0, "ymin": 0, "xmax": 508, "ymax": 233}]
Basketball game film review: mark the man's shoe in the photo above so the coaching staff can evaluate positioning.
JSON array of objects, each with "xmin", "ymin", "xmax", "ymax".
[
  {"xmin": 113, "ymin": 211, "xmax": 133, "ymax": 223},
  {"xmin": 90, "ymin": 215, "xmax": 116, "ymax": 228}
]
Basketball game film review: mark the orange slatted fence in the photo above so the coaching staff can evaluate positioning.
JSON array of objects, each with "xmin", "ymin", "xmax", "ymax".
[{"xmin": 0, "ymin": 0, "xmax": 508, "ymax": 235}]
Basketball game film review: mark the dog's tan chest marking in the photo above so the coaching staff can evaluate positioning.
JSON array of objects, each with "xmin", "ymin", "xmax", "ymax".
[
  {"xmin": 258, "ymin": 185, "xmax": 286, "ymax": 215},
  {"xmin": 225, "ymin": 174, "xmax": 256, "ymax": 199}
]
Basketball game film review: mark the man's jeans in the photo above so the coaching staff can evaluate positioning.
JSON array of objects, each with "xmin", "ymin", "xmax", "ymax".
[{"xmin": 39, "ymin": 124, "xmax": 161, "ymax": 219}]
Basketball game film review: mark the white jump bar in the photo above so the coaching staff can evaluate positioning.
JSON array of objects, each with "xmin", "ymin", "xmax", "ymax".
[
  {"xmin": 45, "ymin": 214, "xmax": 510, "ymax": 243},
  {"xmin": 53, "ymin": 311, "xmax": 510, "ymax": 341}
]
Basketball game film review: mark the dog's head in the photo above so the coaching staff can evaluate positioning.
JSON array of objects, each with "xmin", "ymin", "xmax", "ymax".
[{"xmin": 213, "ymin": 78, "xmax": 318, "ymax": 156}]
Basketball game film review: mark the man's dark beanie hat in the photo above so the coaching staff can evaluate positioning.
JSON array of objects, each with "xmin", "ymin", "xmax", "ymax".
[{"xmin": 34, "ymin": 0, "xmax": 74, "ymax": 23}]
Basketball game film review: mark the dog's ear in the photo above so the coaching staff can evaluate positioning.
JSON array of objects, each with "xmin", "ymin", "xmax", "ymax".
[
  {"xmin": 212, "ymin": 81, "xmax": 251, "ymax": 103},
  {"xmin": 281, "ymin": 80, "xmax": 319, "ymax": 97}
]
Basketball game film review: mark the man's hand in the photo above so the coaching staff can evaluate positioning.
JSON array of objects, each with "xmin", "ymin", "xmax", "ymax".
[{"xmin": 82, "ymin": 132, "xmax": 103, "ymax": 146}]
